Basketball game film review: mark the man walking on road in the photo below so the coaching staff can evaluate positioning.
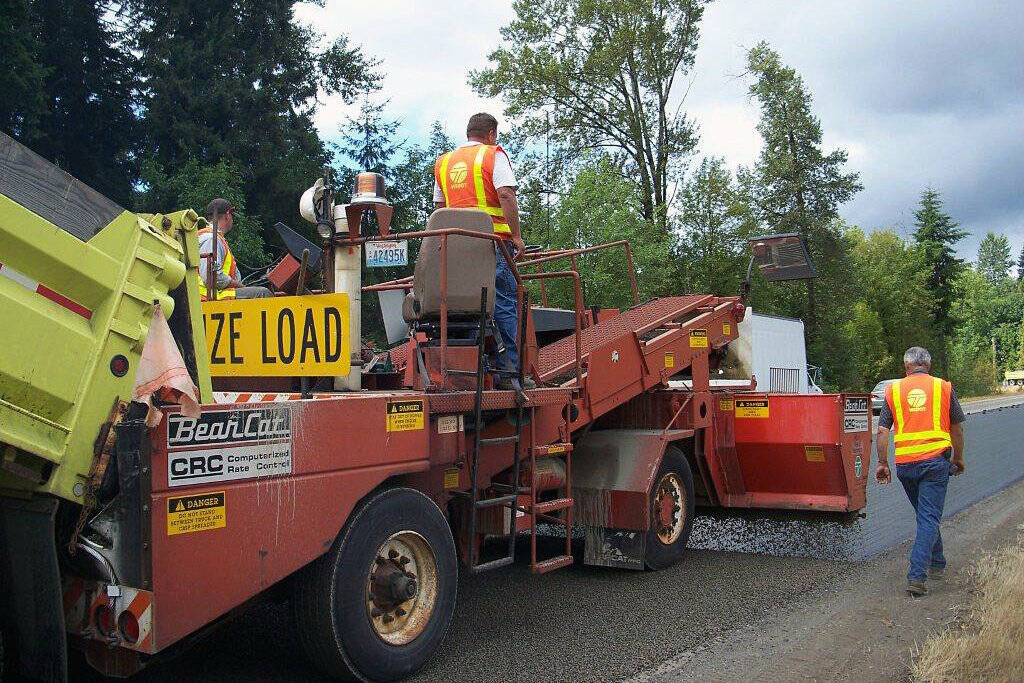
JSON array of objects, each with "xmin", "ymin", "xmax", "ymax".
[
  {"xmin": 875, "ymin": 346, "xmax": 966, "ymax": 596},
  {"xmin": 433, "ymin": 113, "xmax": 531, "ymax": 387}
]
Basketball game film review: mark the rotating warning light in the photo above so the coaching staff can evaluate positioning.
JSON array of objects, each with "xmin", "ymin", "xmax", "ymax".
[{"xmin": 351, "ymin": 172, "xmax": 388, "ymax": 204}]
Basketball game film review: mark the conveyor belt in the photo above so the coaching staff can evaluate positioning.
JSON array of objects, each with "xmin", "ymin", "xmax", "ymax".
[{"xmin": 535, "ymin": 295, "xmax": 714, "ymax": 381}]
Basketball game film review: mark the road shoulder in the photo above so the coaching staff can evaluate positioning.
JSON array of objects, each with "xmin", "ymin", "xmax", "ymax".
[{"xmin": 630, "ymin": 477, "xmax": 1024, "ymax": 683}]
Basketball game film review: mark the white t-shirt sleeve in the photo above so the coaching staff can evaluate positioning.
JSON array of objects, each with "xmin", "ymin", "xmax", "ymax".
[
  {"xmin": 492, "ymin": 149, "xmax": 517, "ymax": 189},
  {"xmin": 433, "ymin": 177, "xmax": 444, "ymax": 204}
]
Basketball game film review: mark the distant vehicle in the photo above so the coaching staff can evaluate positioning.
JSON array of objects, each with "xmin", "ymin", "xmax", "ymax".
[
  {"xmin": 871, "ymin": 379, "xmax": 897, "ymax": 413},
  {"xmin": 1005, "ymin": 370, "xmax": 1024, "ymax": 387}
]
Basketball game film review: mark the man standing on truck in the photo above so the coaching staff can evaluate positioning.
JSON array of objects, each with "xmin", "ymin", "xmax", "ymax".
[
  {"xmin": 875, "ymin": 346, "xmax": 966, "ymax": 597},
  {"xmin": 198, "ymin": 198, "xmax": 272, "ymax": 300},
  {"xmin": 433, "ymin": 114, "xmax": 531, "ymax": 387}
]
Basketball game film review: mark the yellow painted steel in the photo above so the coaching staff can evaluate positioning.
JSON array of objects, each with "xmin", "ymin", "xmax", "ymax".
[{"xmin": 0, "ymin": 196, "xmax": 192, "ymax": 502}]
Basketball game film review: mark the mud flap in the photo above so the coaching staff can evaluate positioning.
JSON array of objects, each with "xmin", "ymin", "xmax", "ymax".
[
  {"xmin": 0, "ymin": 496, "xmax": 67, "ymax": 682},
  {"xmin": 582, "ymin": 527, "xmax": 645, "ymax": 569},
  {"xmin": 573, "ymin": 429, "xmax": 692, "ymax": 570}
]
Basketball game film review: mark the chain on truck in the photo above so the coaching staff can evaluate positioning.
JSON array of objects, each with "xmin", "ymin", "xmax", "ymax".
[{"xmin": 0, "ymin": 131, "xmax": 873, "ymax": 683}]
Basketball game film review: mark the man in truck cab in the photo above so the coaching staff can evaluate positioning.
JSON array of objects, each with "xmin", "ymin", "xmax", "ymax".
[
  {"xmin": 875, "ymin": 346, "xmax": 966, "ymax": 597},
  {"xmin": 433, "ymin": 113, "xmax": 532, "ymax": 388},
  {"xmin": 198, "ymin": 198, "xmax": 272, "ymax": 300}
]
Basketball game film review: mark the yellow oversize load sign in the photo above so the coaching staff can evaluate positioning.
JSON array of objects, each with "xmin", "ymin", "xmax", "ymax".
[{"xmin": 202, "ymin": 294, "xmax": 350, "ymax": 376}]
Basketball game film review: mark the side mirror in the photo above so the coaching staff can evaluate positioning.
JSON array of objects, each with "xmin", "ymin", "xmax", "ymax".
[{"xmin": 747, "ymin": 233, "xmax": 817, "ymax": 281}]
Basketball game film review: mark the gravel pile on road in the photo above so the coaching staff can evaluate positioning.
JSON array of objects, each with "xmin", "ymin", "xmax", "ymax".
[{"xmin": 689, "ymin": 514, "xmax": 864, "ymax": 561}]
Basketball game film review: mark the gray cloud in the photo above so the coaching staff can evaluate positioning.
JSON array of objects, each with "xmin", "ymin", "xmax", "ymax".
[{"xmin": 687, "ymin": 0, "xmax": 1024, "ymax": 260}]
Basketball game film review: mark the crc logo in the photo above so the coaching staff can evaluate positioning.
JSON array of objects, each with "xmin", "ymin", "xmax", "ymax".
[
  {"xmin": 449, "ymin": 161, "xmax": 468, "ymax": 186},
  {"xmin": 906, "ymin": 388, "xmax": 928, "ymax": 410},
  {"xmin": 169, "ymin": 454, "xmax": 224, "ymax": 482}
]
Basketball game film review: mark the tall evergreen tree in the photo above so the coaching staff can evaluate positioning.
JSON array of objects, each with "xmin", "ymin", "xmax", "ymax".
[
  {"xmin": 8, "ymin": 1, "xmax": 140, "ymax": 205},
  {"xmin": 912, "ymin": 188, "xmax": 967, "ymax": 364},
  {"xmin": 134, "ymin": 0, "xmax": 380, "ymax": 249},
  {"xmin": 0, "ymin": 0, "xmax": 47, "ymax": 137},
  {"xmin": 976, "ymin": 231, "xmax": 1012, "ymax": 284},
  {"xmin": 743, "ymin": 42, "xmax": 862, "ymax": 388},
  {"xmin": 1016, "ymin": 243, "xmax": 1024, "ymax": 282}
]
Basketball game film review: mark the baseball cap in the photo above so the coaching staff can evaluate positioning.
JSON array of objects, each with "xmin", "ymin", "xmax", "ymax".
[{"xmin": 205, "ymin": 198, "xmax": 235, "ymax": 218}]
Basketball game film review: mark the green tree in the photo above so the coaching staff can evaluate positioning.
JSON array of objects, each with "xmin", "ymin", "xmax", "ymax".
[
  {"xmin": 389, "ymin": 121, "xmax": 456, "ymax": 230},
  {"xmin": 948, "ymin": 267, "xmax": 998, "ymax": 396},
  {"xmin": 1017, "ymin": 244, "xmax": 1024, "ymax": 282},
  {"xmin": 134, "ymin": 0, "xmax": 380, "ymax": 252},
  {"xmin": 0, "ymin": 0, "xmax": 46, "ymax": 137},
  {"xmin": 674, "ymin": 157, "xmax": 752, "ymax": 295},
  {"xmin": 912, "ymin": 188, "xmax": 967, "ymax": 372},
  {"xmin": 841, "ymin": 301, "xmax": 888, "ymax": 387},
  {"xmin": 142, "ymin": 158, "xmax": 267, "ymax": 267},
  {"xmin": 526, "ymin": 156, "xmax": 672, "ymax": 309},
  {"xmin": 848, "ymin": 228, "xmax": 935, "ymax": 381},
  {"xmin": 976, "ymin": 231, "xmax": 1012, "ymax": 285},
  {"xmin": 10, "ymin": 0, "xmax": 140, "ymax": 204},
  {"xmin": 742, "ymin": 42, "xmax": 862, "ymax": 389},
  {"xmin": 470, "ymin": 0, "xmax": 709, "ymax": 230}
]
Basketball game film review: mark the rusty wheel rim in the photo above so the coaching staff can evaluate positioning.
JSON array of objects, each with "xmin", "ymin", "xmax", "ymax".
[
  {"xmin": 365, "ymin": 530, "xmax": 438, "ymax": 645},
  {"xmin": 653, "ymin": 472, "xmax": 685, "ymax": 545}
]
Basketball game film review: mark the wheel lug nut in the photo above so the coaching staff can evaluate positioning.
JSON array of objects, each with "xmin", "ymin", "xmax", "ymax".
[
  {"xmin": 388, "ymin": 549, "xmax": 399, "ymax": 560},
  {"xmin": 375, "ymin": 556, "xmax": 387, "ymax": 565},
  {"xmin": 398, "ymin": 556, "xmax": 411, "ymax": 565}
]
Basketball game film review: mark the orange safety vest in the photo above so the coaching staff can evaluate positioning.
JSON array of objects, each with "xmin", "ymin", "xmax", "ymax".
[
  {"xmin": 197, "ymin": 228, "xmax": 239, "ymax": 300},
  {"xmin": 885, "ymin": 373, "xmax": 953, "ymax": 464},
  {"xmin": 434, "ymin": 144, "xmax": 510, "ymax": 236}
]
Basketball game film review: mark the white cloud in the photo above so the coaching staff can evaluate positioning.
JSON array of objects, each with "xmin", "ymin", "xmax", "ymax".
[{"xmin": 301, "ymin": 0, "xmax": 1024, "ymax": 258}]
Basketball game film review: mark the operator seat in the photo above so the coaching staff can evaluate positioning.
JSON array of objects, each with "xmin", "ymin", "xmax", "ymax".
[{"xmin": 402, "ymin": 208, "xmax": 496, "ymax": 323}]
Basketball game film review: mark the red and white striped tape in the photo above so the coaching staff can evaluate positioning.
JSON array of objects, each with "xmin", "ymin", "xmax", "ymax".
[
  {"xmin": 0, "ymin": 262, "xmax": 92, "ymax": 319},
  {"xmin": 213, "ymin": 391, "xmax": 334, "ymax": 403}
]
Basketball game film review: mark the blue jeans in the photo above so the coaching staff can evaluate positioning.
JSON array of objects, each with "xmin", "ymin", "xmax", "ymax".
[
  {"xmin": 494, "ymin": 245, "xmax": 519, "ymax": 371},
  {"xmin": 896, "ymin": 456, "xmax": 951, "ymax": 582}
]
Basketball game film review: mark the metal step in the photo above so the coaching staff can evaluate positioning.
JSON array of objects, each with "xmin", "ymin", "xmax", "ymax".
[
  {"xmin": 470, "ymin": 555, "xmax": 515, "ymax": 574},
  {"xmin": 473, "ymin": 494, "xmax": 517, "ymax": 509},
  {"xmin": 530, "ymin": 555, "xmax": 573, "ymax": 574},
  {"xmin": 531, "ymin": 497, "xmax": 574, "ymax": 514}
]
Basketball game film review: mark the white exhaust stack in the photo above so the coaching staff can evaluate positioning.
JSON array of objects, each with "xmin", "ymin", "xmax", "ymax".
[
  {"xmin": 299, "ymin": 179, "xmax": 362, "ymax": 390},
  {"xmin": 332, "ymin": 213, "xmax": 361, "ymax": 391}
]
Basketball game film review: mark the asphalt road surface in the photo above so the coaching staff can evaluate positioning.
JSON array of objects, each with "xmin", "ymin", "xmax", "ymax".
[{"xmin": 79, "ymin": 394, "xmax": 1024, "ymax": 683}]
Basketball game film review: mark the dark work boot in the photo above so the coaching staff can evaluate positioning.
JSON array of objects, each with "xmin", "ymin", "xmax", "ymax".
[{"xmin": 907, "ymin": 580, "xmax": 929, "ymax": 597}]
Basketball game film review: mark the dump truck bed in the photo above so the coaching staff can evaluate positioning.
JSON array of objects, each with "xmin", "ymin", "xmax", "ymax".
[{"xmin": 0, "ymin": 132, "xmax": 189, "ymax": 503}]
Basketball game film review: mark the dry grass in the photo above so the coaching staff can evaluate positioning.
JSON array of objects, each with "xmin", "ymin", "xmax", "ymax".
[{"xmin": 912, "ymin": 530, "xmax": 1024, "ymax": 683}]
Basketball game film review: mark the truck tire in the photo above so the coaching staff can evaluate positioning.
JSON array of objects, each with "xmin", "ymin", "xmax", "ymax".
[
  {"xmin": 644, "ymin": 446, "xmax": 696, "ymax": 570},
  {"xmin": 293, "ymin": 487, "xmax": 457, "ymax": 682}
]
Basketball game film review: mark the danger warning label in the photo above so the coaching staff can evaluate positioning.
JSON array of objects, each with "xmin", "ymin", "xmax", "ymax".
[
  {"xmin": 689, "ymin": 329, "xmax": 709, "ymax": 348},
  {"xmin": 167, "ymin": 491, "xmax": 225, "ymax": 536},
  {"xmin": 735, "ymin": 398, "xmax": 769, "ymax": 418},
  {"xmin": 387, "ymin": 400, "xmax": 424, "ymax": 432}
]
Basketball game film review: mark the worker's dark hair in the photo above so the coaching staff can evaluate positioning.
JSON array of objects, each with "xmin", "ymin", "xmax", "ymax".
[
  {"xmin": 467, "ymin": 113, "xmax": 498, "ymax": 139},
  {"xmin": 205, "ymin": 197, "xmax": 235, "ymax": 219}
]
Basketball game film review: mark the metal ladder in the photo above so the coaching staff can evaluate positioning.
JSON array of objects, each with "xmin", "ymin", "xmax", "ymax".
[{"xmin": 463, "ymin": 287, "xmax": 574, "ymax": 574}]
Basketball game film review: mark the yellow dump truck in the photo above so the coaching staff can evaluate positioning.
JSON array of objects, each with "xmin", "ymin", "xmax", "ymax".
[{"xmin": 0, "ymin": 131, "xmax": 210, "ymax": 680}]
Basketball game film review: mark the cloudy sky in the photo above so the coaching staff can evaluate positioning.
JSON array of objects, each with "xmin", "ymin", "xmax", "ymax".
[{"xmin": 296, "ymin": 0, "xmax": 1024, "ymax": 261}]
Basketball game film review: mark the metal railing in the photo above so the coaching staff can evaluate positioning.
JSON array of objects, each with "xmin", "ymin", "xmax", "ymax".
[{"xmin": 339, "ymin": 228, "xmax": 587, "ymax": 389}]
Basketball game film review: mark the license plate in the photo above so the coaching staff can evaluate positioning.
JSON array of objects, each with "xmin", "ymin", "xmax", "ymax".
[{"xmin": 365, "ymin": 241, "xmax": 408, "ymax": 267}]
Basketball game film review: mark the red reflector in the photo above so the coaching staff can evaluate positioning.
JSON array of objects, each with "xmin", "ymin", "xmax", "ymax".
[
  {"xmin": 110, "ymin": 355, "xmax": 130, "ymax": 377},
  {"xmin": 118, "ymin": 610, "xmax": 140, "ymax": 643},
  {"xmin": 95, "ymin": 605, "xmax": 116, "ymax": 636}
]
